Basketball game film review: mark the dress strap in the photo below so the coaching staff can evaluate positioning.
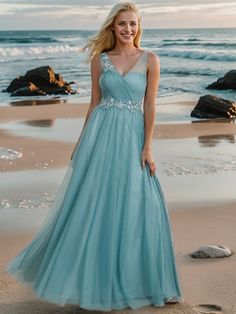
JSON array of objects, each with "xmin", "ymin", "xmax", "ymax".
[
  {"xmin": 130, "ymin": 49, "xmax": 149, "ymax": 75},
  {"xmin": 100, "ymin": 52, "xmax": 112, "ymax": 72}
]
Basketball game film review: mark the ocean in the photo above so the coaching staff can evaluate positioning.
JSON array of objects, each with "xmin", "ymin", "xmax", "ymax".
[{"xmin": 0, "ymin": 28, "xmax": 235, "ymax": 106}]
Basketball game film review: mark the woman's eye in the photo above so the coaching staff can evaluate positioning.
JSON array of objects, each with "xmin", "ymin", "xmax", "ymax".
[{"xmin": 118, "ymin": 21, "xmax": 136, "ymax": 26}]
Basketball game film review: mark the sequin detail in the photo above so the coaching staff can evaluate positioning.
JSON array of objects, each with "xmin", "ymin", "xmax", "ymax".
[
  {"xmin": 100, "ymin": 53, "xmax": 113, "ymax": 72},
  {"xmin": 99, "ymin": 96, "xmax": 143, "ymax": 112}
]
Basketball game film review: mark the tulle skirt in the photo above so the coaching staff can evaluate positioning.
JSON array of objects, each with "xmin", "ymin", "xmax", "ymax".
[{"xmin": 6, "ymin": 105, "xmax": 183, "ymax": 311}]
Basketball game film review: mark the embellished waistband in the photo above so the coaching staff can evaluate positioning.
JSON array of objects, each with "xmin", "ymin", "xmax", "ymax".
[{"xmin": 98, "ymin": 96, "xmax": 143, "ymax": 112}]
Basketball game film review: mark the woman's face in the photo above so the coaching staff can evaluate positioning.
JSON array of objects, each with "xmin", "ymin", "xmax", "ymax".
[{"xmin": 113, "ymin": 10, "xmax": 139, "ymax": 45}]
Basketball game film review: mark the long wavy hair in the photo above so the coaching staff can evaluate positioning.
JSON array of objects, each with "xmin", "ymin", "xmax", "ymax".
[{"xmin": 82, "ymin": 2, "xmax": 142, "ymax": 62}]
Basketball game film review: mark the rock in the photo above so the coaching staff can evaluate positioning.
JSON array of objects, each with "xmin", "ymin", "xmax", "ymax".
[
  {"xmin": 207, "ymin": 70, "xmax": 236, "ymax": 90},
  {"xmin": 2, "ymin": 66, "xmax": 78, "ymax": 97},
  {"xmin": 191, "ymin": 94, "xmax": 236, "ymax": 119},
  {"xmin": 191, "ymin": 245, "xmax": 232, "ymax": 258},
  {"xmin": 2, "ymin": 76, "xmax": 28, "ymax": 93},
  {"xmin": 11, "ymin": 82, "xmax": 46, "ymax": 96}
]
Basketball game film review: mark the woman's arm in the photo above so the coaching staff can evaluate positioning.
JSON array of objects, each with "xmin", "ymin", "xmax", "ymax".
[
  {"xmin": 70, "ymin": 54, "xmax": 102, "ymax": 160},
  {"xmin": 141, "ymin": 51, "xmax": 160, "ymax": 175},
  {"xmin": 82, "ymin": 54, "xmax": 102, "ymax": 131}
]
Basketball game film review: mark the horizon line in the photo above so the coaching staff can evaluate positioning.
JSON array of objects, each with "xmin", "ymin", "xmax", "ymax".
[{"xmin": 0, "ymin": 26, "xmax": 236, "ymax": 32}]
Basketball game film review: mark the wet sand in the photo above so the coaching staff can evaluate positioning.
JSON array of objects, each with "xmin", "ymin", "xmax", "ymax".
[
  {"xmin": 0, "ymin": 99, "xmax": 235, "ymax": 313},
  {"xmin": 1, "ymin": 101, "xmax": 236, "ymax": 173}
]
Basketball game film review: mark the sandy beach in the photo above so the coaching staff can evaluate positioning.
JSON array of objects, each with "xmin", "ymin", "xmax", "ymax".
[{"xmin": 0, "ymin": 99, "xmax": 236, "ymax": 314}]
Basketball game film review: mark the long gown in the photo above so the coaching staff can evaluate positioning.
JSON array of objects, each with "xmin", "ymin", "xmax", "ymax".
[{"xmin": 5, "ymin": 50, "xmax": 183, "ymax": 311}]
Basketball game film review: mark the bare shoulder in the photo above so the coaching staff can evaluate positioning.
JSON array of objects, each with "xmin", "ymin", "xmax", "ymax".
[
  {"xmin": 147, "ymin": 50, "xmax": 160, "ymax": 72},
  {"xmin": 91, "ymin": 54, "xmax": 101, "ymax": 66},
  {"xmin": 146, "ymin": 50, "xmax": 160, "ymax": 66},
  {"xmin": 90, "ymin": 53, "xmax": 102, "ymax": 74}
]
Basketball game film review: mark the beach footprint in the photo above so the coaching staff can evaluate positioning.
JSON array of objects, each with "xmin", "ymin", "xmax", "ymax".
[{"xmin": 193, "ymin": 303, "xmax": 223, "ymax": 313}]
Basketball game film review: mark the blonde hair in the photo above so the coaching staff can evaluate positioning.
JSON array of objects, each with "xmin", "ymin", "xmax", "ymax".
[{"xmin": 82, "ymin": 1, "xmax": 142, "ymax": 62}]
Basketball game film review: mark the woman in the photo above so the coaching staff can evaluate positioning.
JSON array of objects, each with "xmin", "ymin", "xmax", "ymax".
[{"xmin": 5, "ymin": 1, "xmax": 183, "ymax": 311}]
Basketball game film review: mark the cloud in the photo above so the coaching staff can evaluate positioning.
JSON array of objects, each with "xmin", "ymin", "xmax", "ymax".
[
  {"xmin": 0, "ymin": 2, "xmax": 110, "ymax": 17},
  {"xmin": 0, "ymin": 0, "xmax": 235, "ymax": 29},
  {"xmin": 1, "ymin": 1, "xmax": 236, "ymax": 17},
  {"xmin": 139, "ymin": 1, "xmax": 236, "ymax": 14}
]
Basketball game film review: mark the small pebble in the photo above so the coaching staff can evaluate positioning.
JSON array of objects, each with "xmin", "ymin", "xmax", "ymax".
[{"xmin": 191, "ymin": 245, "xmax": 232, "ymax": 258}]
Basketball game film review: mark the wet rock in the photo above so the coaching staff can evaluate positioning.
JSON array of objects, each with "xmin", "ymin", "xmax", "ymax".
[
  {"xmin": 191, "ymin": 245, "xmax": 232, "ymax": 258},
  {"xmin": 11, "ymin": 82, "xmax": 46, "ymax": 96},
  {"xmin": 2, "ymin": 66, "xmax": 78, "ymax": 97},
  {"xmin": 191, "ymin": 94, "xmax": 236, "ymax": 119},
  {"xmin": 207, "ymin": 70, "xmax": 236, "ymax": 90}
]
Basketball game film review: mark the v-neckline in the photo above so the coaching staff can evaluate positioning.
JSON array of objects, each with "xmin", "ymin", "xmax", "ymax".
[{"xmin": 104, "ymin": 50, "xmax": 146, "ymax": 78}]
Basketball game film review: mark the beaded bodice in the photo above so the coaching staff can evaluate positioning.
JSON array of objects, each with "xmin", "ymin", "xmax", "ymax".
[{"xmin": 98, "ymin": 51, "xmax": 148, "ymax": 113}]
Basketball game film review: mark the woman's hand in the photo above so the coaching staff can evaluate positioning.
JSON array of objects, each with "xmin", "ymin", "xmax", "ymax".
[{"xmin": 141, "ymin": 147, "xmax": 156, "ymax": 176}]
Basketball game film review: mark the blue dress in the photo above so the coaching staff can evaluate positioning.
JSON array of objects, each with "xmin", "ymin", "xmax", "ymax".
[{"xmin": 5, "ymin": 50, "xmax": 183, "ymax": 311}]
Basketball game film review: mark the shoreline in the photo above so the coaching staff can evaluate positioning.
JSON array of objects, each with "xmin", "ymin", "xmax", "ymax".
[{"xmin": 1, "ymin": 100, "xmax": 236, "ymax": 173}]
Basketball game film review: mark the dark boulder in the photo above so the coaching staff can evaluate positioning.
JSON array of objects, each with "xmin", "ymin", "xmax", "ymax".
[
  {"xmin": 11, "ymin": 82, "xmax": 46, "ymax": 97},
  {"xmin": 207, "ymin": 70, "xmax": 236, "ymax": 90},
  {"xmin": 2, "ymin": 66, "xmax": 78, "ymax": 97},
  {"xmin": 191, "ymin": 94, "xmax": 236, "ymax": 119}
]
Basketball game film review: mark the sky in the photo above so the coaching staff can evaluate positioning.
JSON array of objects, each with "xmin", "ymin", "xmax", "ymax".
[{"xmin": 0, "ymin": 0, "xmax": 235, "ymax": 30}]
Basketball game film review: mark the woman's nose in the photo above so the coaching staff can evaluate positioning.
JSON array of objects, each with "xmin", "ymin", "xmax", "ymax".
[{"xmin": 125, "ymin": 24, "xmax": 131, "ymax": 32}]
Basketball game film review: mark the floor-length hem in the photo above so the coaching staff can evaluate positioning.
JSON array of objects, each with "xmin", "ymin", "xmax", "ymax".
[{"xmin": 35, "ymin": 289, "xmax": 183, "ymax": 311}]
